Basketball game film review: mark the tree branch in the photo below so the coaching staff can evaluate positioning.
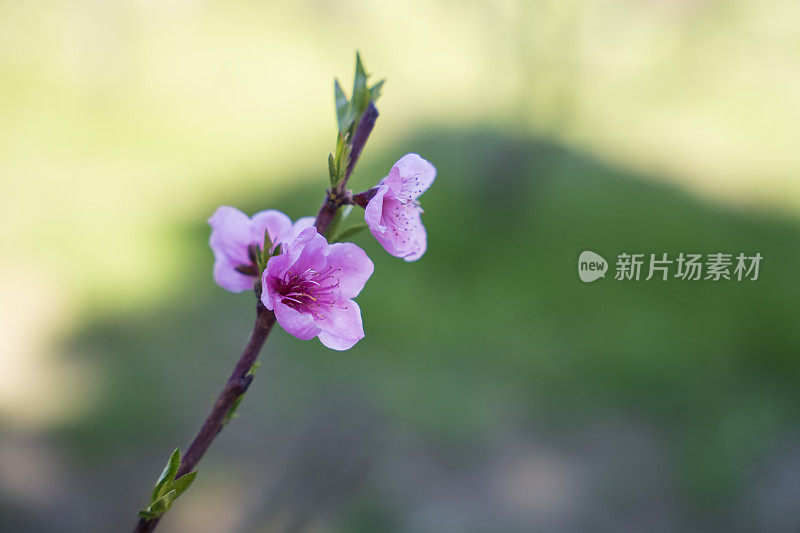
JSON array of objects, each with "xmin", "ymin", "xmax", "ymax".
[
  {"xmin": 135, "ymin": 297, "xmax": 275, "ymax": 533},
  {"xmin": 135, "ymin": 103, "xmax": 380, "ymax": 533},
  {"xmin": 351, "ymin": 187, "xmax": 378, "ymax": 209},
  {"xmin": 342, "ymin": 103, "xmax": 378, "ymax": 189},
  {"xmin": 315, "ymin": 103, "xmax": 379, "ymax": 236}
]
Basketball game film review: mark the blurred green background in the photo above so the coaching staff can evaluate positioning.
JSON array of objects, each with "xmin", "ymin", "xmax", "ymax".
[{"xmin": 2, "ymin": 1, "xmax": 800, "ymax": 531}]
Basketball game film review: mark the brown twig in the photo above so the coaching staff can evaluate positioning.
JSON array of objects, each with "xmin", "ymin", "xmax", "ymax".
[
  {"xmin": 135, "ymin": 296, "xmax": 275, "ymax": 533},
  {"xmin": 342, "ymin": 103, "xmax": 378, "ymax": 188},
  {"xmin": 134, "ymin": 103, "xmax": 379, "ymax": 533},
  {"xmin": 314, "ymin": 103, "xmax": 379, "ymax": 235},
  {"xmin": 351, "ymin": 187, "xmax": 378, "ymax": 209}
]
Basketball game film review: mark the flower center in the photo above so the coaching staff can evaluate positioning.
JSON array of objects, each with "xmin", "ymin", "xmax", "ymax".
[{"xmin": 274, "ymin": 266, "xmax": 340, "ymax": 319}]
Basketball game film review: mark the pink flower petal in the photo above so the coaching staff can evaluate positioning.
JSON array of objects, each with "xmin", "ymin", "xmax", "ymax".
[
  {"xmin": 261, "ymin": 226, "xmax": 372, "ymax": 350},
  {"xmin": 363, "ymin": 154, "xmax": 434, "ymax": 262},
  {"xmin": 274, "ymin": 302, "xmax": 321, "ymax": 340},
  {"xmin": 209, "ymin": 207, "xmax": 313, "ymax": 293},
  {"xmin": 364, "ymin": 183, "xmax": 389, "ymax": 231},
  {"xmin": 209, "ymin": 206, "xmax": 254, "ymax": 266},
  {"xmin": 213, "ymin": 256, "xmax": 255, "ymax": 293},
  {"xmin": 285, "ymin": 217, "xmax": 316, "ymax": 245},
  {"xmin": 288, "ymin": 227, "xmax": 329, "ymax": 275},
  {"xmin": 251, "ymin": 210, "xmax": 293, "ymax": 251},
  {"xmin": 387, "ymin": 153, "xmax": 436, "ymax": 200},
  {"xmin": 325, "ymin": 243, "xmax": 374, "ymax": 299},
  {"xmin": 366, "ymin": 197, "xmax": 427, "ymax": 261},
  {"xmin": 317, "ymin": 300, "xmax": 365, "ymax": 350}
]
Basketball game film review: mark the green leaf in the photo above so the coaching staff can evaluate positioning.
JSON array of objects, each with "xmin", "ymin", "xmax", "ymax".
[
  {"xmin": 325, "ymin": 205, "xmax": 353, "ymax": 241},
  {"xmin": 139, "ymin": 488, "xmax": 177, "ymax": 520},
  {"xmin": 335, "ymin": 132, "xmax": 350, "ymax": 163},
  {"xmin": 334, "ymin": 79, "xmax": 349, "ymax": 133},
  {"xmin": 329, "ymin": 132, "xmax": 352, "ymax": 187},
  {"xmin": 352, "ymin": 53, "xmax": 369, "ymax": 109},
  {"xmin": 333, "ymin": 223, "xmax": 368, "ymax": 243},
  {"xmin": 152, "ymin": 448, "xmax": 181, "ymax": 501},
  {"xmin": 368, "ymin": 79, "xmax": 385, "ymax": 103},
  {"xmin": 328, "ymin": 52, "xmax": 381, "ymax": 186},
  {"xmin": 152, "ymin": 489, "xmax": 176, "ymax": 514},
  {"xmin": 223, "ymin": 361, "xmax": 261, "ymax": 426},
  {"xmin": 259, "ymin": 227, "xmax": 273, "ymax": 273},
  {"xmin": 223, "ymin": 395, "xmax": 243, "ymax": 426},
  {"xmin": 171, "ymin": 471, "xmax": 197, "ymax": 499},
  {"xmin": 139, "ymin": 469, "xmax": 197, "ymax": 520},
  {"xmin": 246, "ymin": 361, "xmax": 261, "ymax": 377},
  {"xmin": 348, "ymin": 52, "xmax": 371, "ymax": 137},
  {"xmin": 328, "ymin": 153, "xmax": 337, "ymax": 185}
]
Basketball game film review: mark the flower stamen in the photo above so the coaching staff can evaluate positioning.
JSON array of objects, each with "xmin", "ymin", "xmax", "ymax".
[{"xmin": 272, "ymin": 266, "xmax": 341, "ymax": 316}]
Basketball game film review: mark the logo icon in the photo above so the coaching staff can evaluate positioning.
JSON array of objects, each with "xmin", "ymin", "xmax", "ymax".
[{"xmin": 578, "ymin": 250, "xmax": 608, "ymax": 283}]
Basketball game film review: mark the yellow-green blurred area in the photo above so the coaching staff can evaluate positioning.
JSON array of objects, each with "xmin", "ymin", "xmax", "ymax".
[{"xmin": 3, "ymin": 0, "xmax": 800, "ymax": 531}]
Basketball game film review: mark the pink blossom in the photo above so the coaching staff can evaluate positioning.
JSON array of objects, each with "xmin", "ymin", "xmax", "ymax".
[
  {"xmin": 261, "ymin": 227, "xmax": 373, "ymax": 350},
  {"xmin": 364, "ymin": 153, "xmax": 436, "ymax": 261},
  {"xmin": 209, "ymin": 206, "xmax": 314, "ymax": 293}
]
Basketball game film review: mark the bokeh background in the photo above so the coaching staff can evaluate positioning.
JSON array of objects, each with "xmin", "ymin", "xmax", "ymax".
[{"xmin": 2, "ymin": 1, "xmax": 800, "ymax": 531}]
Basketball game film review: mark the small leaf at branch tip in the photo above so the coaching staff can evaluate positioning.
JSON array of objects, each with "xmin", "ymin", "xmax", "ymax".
[
  {"xmin": 172, "ymin": 471, "xmax": 197, "ymax": 498},
  {"xmin": 246, "ymin": 361, "xmax": 261, "ymax": 377},
  {"xmin": 329, "ymin": 132, "xmax": 353, "ymax": 186},
  {"xmin": 369, "ymin": 79, "xmax": 385, "ymax": 103},
  {"xmin": 333, "ymin": 223, "xmax": 368, "ymax": 243},
  {"xmin": 223, "ymin": 395, "xmax": 243, "ymax": 426},
  {"xmin": 259, "ymin": 228, "xmax": 273, "ymax": 273},
  {"xmin": 355, "ymin": 51, "xmax": 368, "ymax": 79},
  {"xmin": 328, "ymin": 53, "xmax": 379, "ymax": 188},
  {"xmin": 167, "ymin": 447, "xmax": 181, "ymax": 476},
  {"xmin": 140, "ymin": 482, "xmax": 184, "ymax": 519},
  {"xmin": 334, "ymin": 79, "xmax": 349, "ymax": 132},
  {"xmin": 324, "ymin": 203, "xmax": 354, "ymax": 241},
  {"xmin": 328, "ymin": 153, "xmax": 337, "ymax": 185},
  {"xmin": 152, "ymin": 448, "xmax": 181, "ymax": 500},
  {"xmin": 349, "ymin": 52, "xmax": 371, "ymax": 137},
  {"xmin": 151, "ymin": 489, "xmax": 176, "ymax": 514}
]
